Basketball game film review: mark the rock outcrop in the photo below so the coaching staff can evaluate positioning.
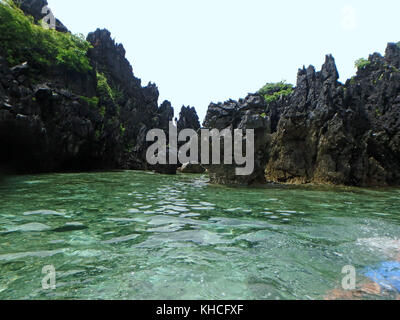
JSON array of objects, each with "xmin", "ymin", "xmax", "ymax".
[
  {"xmin": 0, "ymin": 60, "xmax": 101, "ymax": 173},
  {"xmin": 203, "ymin": 94, "xmax": 270, "ymax": 185},
  {"xmin": 178, "ymin": 162, "xmax": 206, "ymax": 174},
  {"xmin": 86, "ymin": 28, "xmax": 175, "ymax": 171},
  {"xmin": 0, "ymin": 1, "xmax": 200, "ymax": 175},
  {"xmin": 266, "ymin": 49, "xmax": 400, "ymax": 186},
  {"xmin": 177, "ymin": 106, "xmax": 200, "ymax": 132},
  {"xmin": 2, "ymin": 1, "xmax": 399, "ymax": 186},
  {"xmin": 204, "ymin": 45, "xmax": 400, "ymax": 186}
]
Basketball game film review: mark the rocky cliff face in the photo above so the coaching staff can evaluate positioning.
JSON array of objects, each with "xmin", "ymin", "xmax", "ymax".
[
  {"xmin": 205, "ymin": 44, "xmax": 400, "ymax": 186},
  {"xmin": 203, "ymin": 94, "xmax": 270, "ymax": 185},
  {"xmin": 0, "ymin": 58, "xmax": 99, "ymax": 173},
  {"xmin": 266, "ymin": 47, "xmax": 400, "ymax": 186},
  {"xmin": 86, "ymin": 28, "xmax": 175, "ymax": 171},
  {"xmin": 2, "ymin": 0, "xmax": 399, "ymax": 185},
  {"xmin": 0, "ymin": 0, "xmax": 199, "ymax": 174}
]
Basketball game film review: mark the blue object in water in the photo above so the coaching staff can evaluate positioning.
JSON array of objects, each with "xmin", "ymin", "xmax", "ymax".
[{"xmin": 364, "ymin": 261, "xmax": 400, "ymax": 293}]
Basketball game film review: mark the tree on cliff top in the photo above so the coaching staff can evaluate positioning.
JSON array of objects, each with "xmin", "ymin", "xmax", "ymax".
[
  {"xmin": 258, "ymin": 81, "xmax": 294, "ymax": 104},
  {"xmin": 0, "ymin": 0, "xmax": 92, "ymax": 73}
]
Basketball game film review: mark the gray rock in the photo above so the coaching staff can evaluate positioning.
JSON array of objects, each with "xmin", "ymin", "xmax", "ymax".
[
  {"xmin": 266, "ymin": 47, "xmax": 400, "ymax": 186},
  {"xmin": 179, "ymin": 162, "xmax": 205, "ymax": 174},
  {"xmin": 203, "ymin": 94, "xmax": 270, "ymax": 185}
]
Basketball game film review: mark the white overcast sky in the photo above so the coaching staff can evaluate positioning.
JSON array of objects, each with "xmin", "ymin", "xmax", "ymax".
[{"xmin": 50, "ymin": 0, "xmax": 400, "ymax": 121}]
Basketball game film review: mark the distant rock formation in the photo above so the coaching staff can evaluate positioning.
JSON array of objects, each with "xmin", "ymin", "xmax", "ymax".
[
  {"xmin": 177, "ymin": 106, "xmax": 200, "ymax": 132},
  {"xmin": 203, "ymin": 94, "xmax": 270, "ymax": 185}
]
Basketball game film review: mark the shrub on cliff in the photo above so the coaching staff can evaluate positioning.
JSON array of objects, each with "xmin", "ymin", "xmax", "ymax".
[
  {"xmin": 97, "ymin": 72, "xmax": 114, "ymax": 101},
  {"xmin": 355, "ymin": 58, "xmax": 371, "ymax": 70},
  {"xmin": 258, "ymin": 81, "xmax": 293, "ymax": 104},
  {"xmin": 0, "ymin": 0, "xmax": 92, "ymax": 73}
]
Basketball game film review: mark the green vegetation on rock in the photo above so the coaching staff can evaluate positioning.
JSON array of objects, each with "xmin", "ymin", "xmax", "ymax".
[
  {"xmin": 355, "ymin": 58, "xmax": 371, "ymax": 70},
  {"xmin": 79, "ymin": 72, "xmax": 125, "ymax": 121},
  {"xmin": 97, "ymin": 72, "xmax": 114, "ymax": 101},
  {"xmin": 80, "ymin": 96, "xmax": 99, "ymax": 109},
  {"xmin": 97, "ymin": 71, "xmax": 124, "ymax": 104},
  {"xmin": 0, "ymin": 0, "xmax": 92, "ymax": 73},
  {"xmin": 258, "ymin": 81, "xmax": 293, "ymax": 104}
]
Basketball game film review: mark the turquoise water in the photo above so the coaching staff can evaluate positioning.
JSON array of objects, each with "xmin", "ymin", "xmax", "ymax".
[{"xmin": 0, "ymin": 171, "xmax": 399, "ymax": 300}]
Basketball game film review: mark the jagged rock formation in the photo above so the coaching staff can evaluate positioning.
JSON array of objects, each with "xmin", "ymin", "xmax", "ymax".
[
  {"xmin": 204, "ymin": 44, "xmax": 400, "ymax": 186},
  {"xmin": 151, "ymin": 105, "xmax": 201, "ymax": 175},
  {"xmin": 174, "ymin": 105, "xmax": 203, "ymax": 174},
  {"xmin": 2, "ymin": 0, "xmax": 399, "ymax": 186},
  {"xmin": 203, "ymin": 94, "xmax": 270, "ymax": 185},
  {"xmin": 266, "ymin": 55, "xmax": 349, "ymax": 185},
  {"xmin": 266, "ymin": 48, "xmax": 400, "ymax": 186},
  {"xmin": 0, "ymin": 1, "xmax": 199, "ymax": 174},
  {"xmin": 177, "ymin": 106, "xmax": 200, "ymax": 132},
  {"xmin": 86, "ymin": 28, "xmax": 175, "ymax": 171}
]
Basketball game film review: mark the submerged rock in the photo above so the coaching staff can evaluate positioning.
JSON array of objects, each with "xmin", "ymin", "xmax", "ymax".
[
  {"xmin": 178, "ymin": 162, "xmax": 206, "ymax": 174},
  {"xmin": 53, "ymin": 223, "xmax": 88, "ymax": 233}
]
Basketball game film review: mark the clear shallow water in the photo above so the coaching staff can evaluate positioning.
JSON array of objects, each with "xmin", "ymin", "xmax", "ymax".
[{"xmin": 0, "ymin": 171, "xmax": 399, "ymax": 300}]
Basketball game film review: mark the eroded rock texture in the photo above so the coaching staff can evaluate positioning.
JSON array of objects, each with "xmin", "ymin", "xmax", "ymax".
[
  {"xmin": 177, "ymin": 106, "xmax": 200, "ymax": 132},
  {"xmin": 267, "ymin": 47, "xmax": 400, "ymax": 186},
  {"xmin": 0, "ymin": 4, "xmax": 199, "ymax": 175},
  {"xmin": 204, "ymin": 44, "xmax": 400, "ymax": 186},
  {"xmin": 86, "ymin": 28, "xmax": 175, "ymax": 171},
  {"xmin": 203, "ymin": 94, "xmax": 270, "ymax": 185}
]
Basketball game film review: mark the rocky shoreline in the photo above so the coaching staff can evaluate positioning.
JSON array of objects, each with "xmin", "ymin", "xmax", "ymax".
[
  {"xmin": 1, "ymin": 0, "xmax": 399, "ymax": 187},
  {"xmin": 203, "ymin": 49, "xmax": 400, "ymax": 187}
]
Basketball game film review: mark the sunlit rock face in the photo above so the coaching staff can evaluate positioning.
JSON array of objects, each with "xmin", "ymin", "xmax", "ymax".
[{"xmin": 266, "ymin": 55, "xmax": 351, "ymax": 185}]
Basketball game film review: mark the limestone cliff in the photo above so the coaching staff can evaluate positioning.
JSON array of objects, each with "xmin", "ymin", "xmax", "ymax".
[
  {"xmin": 0, "ymin": 0, "xmax": 200, "ymax": 174},
  {"xmin": 204, "ymin": 46, "xmax": 400, "ymax": 186}
]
